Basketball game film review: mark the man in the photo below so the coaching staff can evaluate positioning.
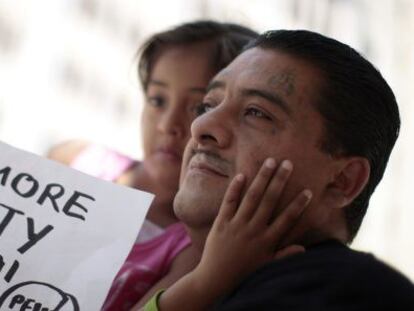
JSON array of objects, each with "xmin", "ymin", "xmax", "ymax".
[{"xmin": 169, "ymin": 30, "xmax": 414, "ymax": 310}]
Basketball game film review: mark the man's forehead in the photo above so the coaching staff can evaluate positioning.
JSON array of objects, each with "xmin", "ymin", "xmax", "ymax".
[
  {"xmin": 216, "ymin": 48, "xmax": 272, "ymax": 78},
  {"xmin": 211, "ymin": 49, "xmax": 298, "ymax": 96},
  {"xmin": 217, "ymin": 48, "xmax": 293, "ymax": 78},
  {"xmin": 211, "ymin": 47, "xmax": 322, "ymax": 99}
]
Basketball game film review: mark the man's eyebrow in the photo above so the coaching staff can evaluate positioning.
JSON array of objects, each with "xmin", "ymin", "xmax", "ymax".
[
  {"xmin": 242, "ymin": 88, "xmax": 291, "ymax": 115},
  {"xmin": 206, "ymin": 80, "xmax": 225, "ymax": 93}
]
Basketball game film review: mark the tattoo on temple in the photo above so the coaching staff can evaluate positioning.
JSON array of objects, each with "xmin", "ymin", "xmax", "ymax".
[{"xmin": 268, "ymin": 71, "xmax": 296, "ymax": 97}]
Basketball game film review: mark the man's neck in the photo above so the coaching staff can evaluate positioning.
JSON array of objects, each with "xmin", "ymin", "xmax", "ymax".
[
  {"xmin": 286, "ymin": 225, "xmax": 348, "ymax": 249},
  {"xmin": 184, "ymin": 225, "xmax": 210, "ymax": 253}
]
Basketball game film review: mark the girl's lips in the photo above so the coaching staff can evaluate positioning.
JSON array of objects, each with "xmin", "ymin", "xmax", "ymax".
[{"xmin": 153, "ymin": 148, "xmax": 182, "ymax": 162}]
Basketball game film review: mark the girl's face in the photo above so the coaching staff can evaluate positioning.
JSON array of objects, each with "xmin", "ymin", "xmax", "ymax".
[{"xmin": 141, "ymin": 42, "xmax": 216, "ymax": 191}]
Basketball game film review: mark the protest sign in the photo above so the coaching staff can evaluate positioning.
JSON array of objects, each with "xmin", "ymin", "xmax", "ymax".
[{"xmin": 0, "ymin": 141, "xmax": 153, "ymax": 310}]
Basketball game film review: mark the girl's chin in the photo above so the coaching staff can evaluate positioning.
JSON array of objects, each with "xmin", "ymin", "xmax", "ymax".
[
  {"xmin": 144, "ymin": 159, "xmax": 181, "ymax": 187},
  {"xmin": 152, "ymin": 150, "xmax": 182, "ymax": 163}
]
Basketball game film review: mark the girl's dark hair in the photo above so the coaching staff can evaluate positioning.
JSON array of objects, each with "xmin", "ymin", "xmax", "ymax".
[{"xmin": 137, "ymin": 20, "xmax": 259, "ymax": 90}]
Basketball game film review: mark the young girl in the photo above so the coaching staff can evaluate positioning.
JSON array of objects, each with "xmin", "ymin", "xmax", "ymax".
[{"xmin": 48, "ymin": 21, "xmax": 258, "ymax": 310}]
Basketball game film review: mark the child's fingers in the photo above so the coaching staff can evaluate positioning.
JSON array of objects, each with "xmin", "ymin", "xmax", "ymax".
[
  {"xmin": 268, "ymin": 189, "xmax": 312, "ymax": 244},
  {"xmin": 274, "ymin": 244, "xmax": 305, "ymax": 260},
  {"xmin": 251, "ymin": 160, "xmax": 293, "ymax": 228},
  {"xmin": 235, "ymin": 158, "xmax": 277, "ymax": 221},
  {"xmin": 216, "ymin": 174, "xmax": 245, "ymax": 221}
]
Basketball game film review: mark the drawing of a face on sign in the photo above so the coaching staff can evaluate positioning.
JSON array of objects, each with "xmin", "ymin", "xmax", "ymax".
[{"xmin": 0, "ymin": 281, "xmax": 79, "ymax": 311}]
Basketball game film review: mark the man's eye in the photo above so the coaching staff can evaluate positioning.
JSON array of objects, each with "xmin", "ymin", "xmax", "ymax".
[
  {"xmin": 245, "ymin": 107, "xmax": 272, "ymax": 120},
  {"xmin": 195, "ymin": 102, "xmax": 213, "ymax": 116},
  {"xmin": 147, "ymin": 96, "xmax": 166, "ymax": 108}
]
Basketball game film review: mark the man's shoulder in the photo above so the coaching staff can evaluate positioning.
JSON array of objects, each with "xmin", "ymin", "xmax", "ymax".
[
  {"xmin": 292, "ymin": 240, "xmax": 412, "ymax": 290},
  {"xmin": 247, "ymin": 240, "xmax": 391, "ymax": 274},
  {"xmin": 213, "ymin": 240, "xmax": 414, "ymax": 311}
]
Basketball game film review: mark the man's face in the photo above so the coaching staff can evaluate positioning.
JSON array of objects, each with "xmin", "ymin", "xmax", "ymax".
[{"xmin": 174, "ymin": 47, "xmax": 338, "ymax": 241}]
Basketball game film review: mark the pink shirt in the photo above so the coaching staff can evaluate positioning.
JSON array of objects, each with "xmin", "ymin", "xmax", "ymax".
[
  {"xmin": 70, "ymin": 144, "xmax": 136, "ymax": 181},
  {"xmin": 101, "ymin": 223, "xmax": 191, "ymax": 310}
]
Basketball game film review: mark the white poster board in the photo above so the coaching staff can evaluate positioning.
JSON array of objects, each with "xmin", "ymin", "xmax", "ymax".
[{"xmin": 0, "ymin": 141, "xmax": 153, "ymax": 310}]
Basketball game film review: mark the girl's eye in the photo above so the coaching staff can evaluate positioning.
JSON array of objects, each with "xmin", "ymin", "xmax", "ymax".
[
  {"xmin": 195, "ymin": 102, "xmax": 214, "ymax": 116},
  {"xmin": 245, "ymin": 107, "xmax": 272, "ymax": 120},
  {"xmin": 147, "ymin": 96, "xmax": 166, "ymax": 108}
]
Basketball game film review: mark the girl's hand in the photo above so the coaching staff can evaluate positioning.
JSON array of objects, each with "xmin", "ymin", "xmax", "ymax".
[
  {"xmin": 155, "ymin": 158, "xmax": 312, "ymax": 311},
  {"xmin": 192, "ymin": 158, "xmax": 312, "ymax": 299}
]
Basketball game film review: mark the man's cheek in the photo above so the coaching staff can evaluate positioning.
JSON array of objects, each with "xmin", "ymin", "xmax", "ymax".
[
  {"xmin": 179, "ymin": 153, "xmax": 192, "ymax": 185},
  {"xmin": 179, "ymin": 166, "xmax": 187, "ymax": 185},
  {"xmin": 240, "ymin": 160, "xmax": 265, "ymax": 193}
]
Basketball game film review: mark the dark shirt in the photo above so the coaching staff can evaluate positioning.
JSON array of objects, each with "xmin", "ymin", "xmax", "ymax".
[{"xmin": 212, "ymin": 240, "xmax": 414, "ymax": 311}]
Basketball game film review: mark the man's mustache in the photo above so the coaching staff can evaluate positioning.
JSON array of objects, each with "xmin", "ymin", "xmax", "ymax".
[
  {"xmin": 190, "ymin": 148, "xmax": 231, "ymax": 176},
  {"xmin": 191, "ymin": 148, "xmax": 224, "ymax": 161}
]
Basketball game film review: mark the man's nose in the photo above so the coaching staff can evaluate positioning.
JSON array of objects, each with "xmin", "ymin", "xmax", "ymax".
[{"xmin": 191, "ymin": 105, "xmax": 231, "ymax": 148}]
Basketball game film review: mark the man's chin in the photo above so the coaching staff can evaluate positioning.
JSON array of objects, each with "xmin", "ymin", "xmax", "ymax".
[{"xmin": 173, "ymin": 185, "xmax": 222, "ymax": 229}]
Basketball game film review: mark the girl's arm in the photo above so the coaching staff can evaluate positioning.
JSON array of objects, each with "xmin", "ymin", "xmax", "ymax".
[
  {"xmin": 139, "ymin": 158, "xmax": 312, "ymax": 311},
  {"xmin": 133, "ymin": 245, "xmax": 200, "ymax": 309}
]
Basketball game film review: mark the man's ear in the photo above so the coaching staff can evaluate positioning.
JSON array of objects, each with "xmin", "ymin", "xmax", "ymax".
[{"xmin": 326, "ymin": 157, "xmax": 370, "ymax": 209}]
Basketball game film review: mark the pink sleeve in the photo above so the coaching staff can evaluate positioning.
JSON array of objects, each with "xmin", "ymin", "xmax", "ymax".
[
  {"xmin": 101, "ymin": 223, "xmax": 191, "ymax": 310},
  {"xmin": 163, "ymin": 223, "xmax": 192, "ymax": 268},
  {"xmin": 70, "ymin": 144, "xmax": 137, "ymax": 181}
]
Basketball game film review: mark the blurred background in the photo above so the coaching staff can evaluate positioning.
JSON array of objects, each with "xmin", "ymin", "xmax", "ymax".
[{"xmin": 0, "ymin": 0, "xmax": 413, "ymax": 280}]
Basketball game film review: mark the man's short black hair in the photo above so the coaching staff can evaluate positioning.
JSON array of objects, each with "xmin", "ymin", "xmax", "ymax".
[{"xmin": 246, "ymin": 30, "xmax": 400, "ymax": 241}]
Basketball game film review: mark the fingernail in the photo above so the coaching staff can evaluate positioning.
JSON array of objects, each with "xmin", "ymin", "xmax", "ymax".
[
  {"xmin": 303, "ymin": 189, "xmax": 312, "ymax": 201},
  {"xmin": 265, "ymin": 158, "xmax": 276, "ymax": 169},
  {"xmin": 235, "ymin": 174, "xmax": 245, "ymax": 182},
  {"xmin": 281, "ymin": 160, "xmax": 293, "ymax": 171}
]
